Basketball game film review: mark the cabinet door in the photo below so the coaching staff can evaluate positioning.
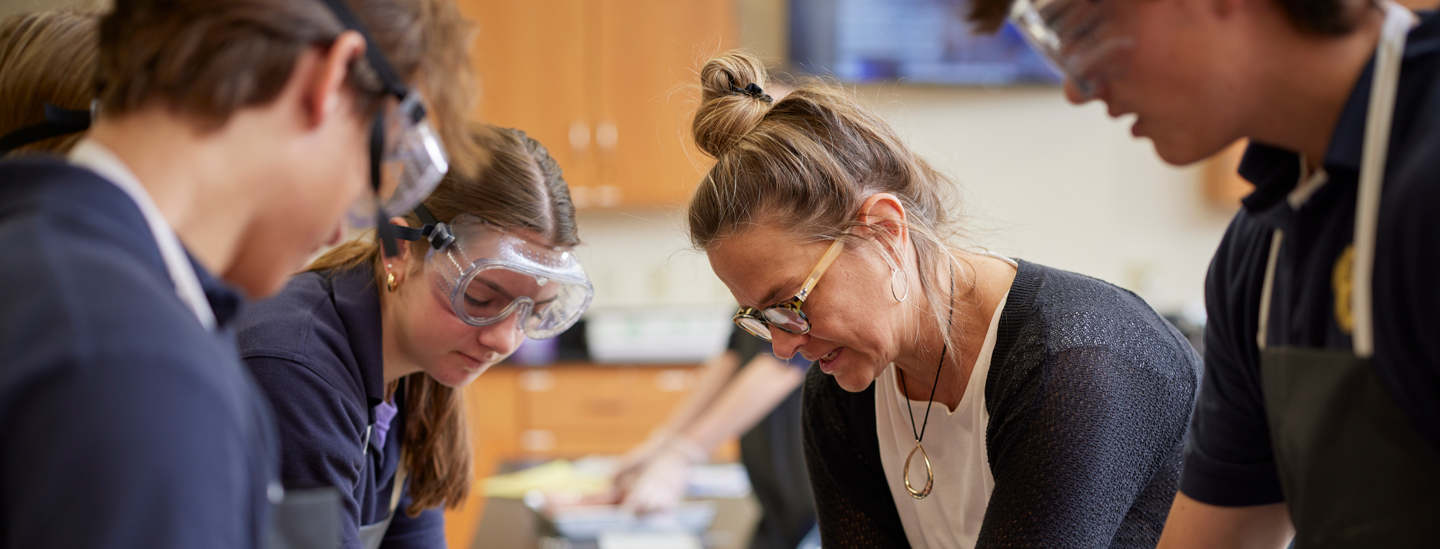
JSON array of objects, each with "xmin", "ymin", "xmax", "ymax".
[
  {"xmin": 459, "ymin": 0, "xmax": 598, "ymax": 190},
  {"xmin": 594, "ymin": 0, "xmax": 737, "ymax": 208}
]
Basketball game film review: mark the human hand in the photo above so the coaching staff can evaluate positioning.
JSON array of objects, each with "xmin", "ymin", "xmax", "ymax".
[
  {"xmin": 613, "ymin": 432, "xmax": 672, "ymax": 491},
  {"xmin": 617, "ymin": 436, "xmax": 706, "ymax": 515}
]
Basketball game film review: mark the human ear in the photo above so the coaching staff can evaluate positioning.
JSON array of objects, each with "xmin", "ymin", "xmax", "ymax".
[
  {"xmin": 386, "ymin": 216, "xmax": 419, "ymax": 282},
  {"xmin": 303, "ymin": 30, "xmax": 368, "ymax": 128},
  {"xmin": 857, "ymin": 193, "xmax": 909, "ymax": 267}
]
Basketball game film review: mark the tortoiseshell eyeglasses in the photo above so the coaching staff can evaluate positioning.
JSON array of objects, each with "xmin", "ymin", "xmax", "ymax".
[{"xmin": 733, "ymin": 237, "xmax": 846, "ymax": 342}]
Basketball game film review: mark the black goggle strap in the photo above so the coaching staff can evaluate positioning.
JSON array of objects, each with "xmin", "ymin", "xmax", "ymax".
[
  {"xmin": 0, "ymin": 104, "xmax": 92, "ymax": 156},
  {"xmin": 319, "ymin": 0, "xmax": 416, "ymax": 259},
  {"xmin": 317, "ymin": 0, "xmax": 410, "ymax": 99},
  {"xmin": 389, "ymin": 204, "xmax": 454, "ymax": 251},
  {"xmin": 371, "ymin": 116, "xmax": 404, "ymax": 257}
]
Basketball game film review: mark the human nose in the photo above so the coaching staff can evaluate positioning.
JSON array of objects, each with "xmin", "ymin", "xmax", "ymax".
[
  {"xmin": 769, "ymin": 329, "xmax": 807, "ymax": 361},
  {"xmin": 1064, "ymin": 78, "xmax": 1096, "ymax": 105},
  {"xmin": 477, "ymin": 312, "xmax": 525, "ymax": 358}
]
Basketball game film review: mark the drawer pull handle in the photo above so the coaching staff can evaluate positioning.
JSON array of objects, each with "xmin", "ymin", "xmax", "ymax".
[
  {"xmin": 520, "ymin": 370, "xmax": 556, "ymax": 392},
  {"xmin": 655, "ymin": 370, "xmax": 694, "ymax": 392},
  {"xmin": 520, "ymin": 429, "xmax": 556, "ymax": 452}
]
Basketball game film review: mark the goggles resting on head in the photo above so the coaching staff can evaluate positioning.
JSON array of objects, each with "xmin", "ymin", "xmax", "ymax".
[
  {"xmin": 319, "ymin": 0, "xmax": 448, "ymax": 256},
  {"xmin": 1009, "ymin": 0, "xmax": 1132, "ymax": 100},
  {"xmin": 395, "ymin": 207, "xmax": 594, "ymax": 339}
]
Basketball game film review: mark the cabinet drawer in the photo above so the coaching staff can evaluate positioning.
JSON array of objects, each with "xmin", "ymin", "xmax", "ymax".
[
  {"xmin": 518, "ymin": 366, "xmax": 697, "ymax": 428},
  {"xmin": 517, "ymin": 424, "xmax": 653, "ymax": 456}
]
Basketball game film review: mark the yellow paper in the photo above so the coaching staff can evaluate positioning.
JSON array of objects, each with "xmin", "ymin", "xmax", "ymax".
[{"xmin": 482, "ymin": 460, "xmax": 612, "ymax": 499}]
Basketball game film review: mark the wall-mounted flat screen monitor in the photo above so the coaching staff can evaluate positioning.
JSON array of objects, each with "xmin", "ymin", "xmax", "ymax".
[{"xmin": 790, "ymin": 0, "xmax": 1061, "ymax": 86}]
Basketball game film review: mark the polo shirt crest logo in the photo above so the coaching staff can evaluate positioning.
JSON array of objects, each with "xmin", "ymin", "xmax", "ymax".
[{"xmin": 1333, "ymin": 244, "xmax": 1355, "ymax": 335}]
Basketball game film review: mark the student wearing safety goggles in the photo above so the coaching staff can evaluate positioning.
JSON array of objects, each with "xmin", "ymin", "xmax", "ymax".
[
  {"xmin": 965, "ymin": 0, "xmax": 1440, "ymax": 547},
  {"xmin": 0, "ymin": 0, "xmax": 473, "ymax": 547},
  {"xmin": 689, "ymin": 51, "xmax": 1201, "ymax": 549},
  {"xmin": 233, "ymin": 124, "xmax": 592, "ymax": 549}
]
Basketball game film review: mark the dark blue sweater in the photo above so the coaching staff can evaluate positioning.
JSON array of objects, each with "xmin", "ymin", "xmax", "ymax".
[
  {"xmin": 235, "ymin": 266, "xmax": 446, "ymax": 549},
  {"xmin": 0, "ymin": 160, "xmax": 278, "ymax": 549}
]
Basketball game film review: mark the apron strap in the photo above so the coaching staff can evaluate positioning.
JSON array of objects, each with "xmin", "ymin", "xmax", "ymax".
[
  {"xmin": 388, "ymin": 458, "xmax": 408, "ymax": 515},
  {"xmin": 1257, "ymin": 2, "xmax": 1415, "ymax": 357},
  {"xmin": 356, "ymin": 454, "xmax": 409, "ymax": 549},
  {"xmin": 1257, "ymin": 231, "xmax": 1284, "ymax": 351},
  {"xmin": 1352, "ymin": 1, "xmax": 1416, "ymax": 358}
]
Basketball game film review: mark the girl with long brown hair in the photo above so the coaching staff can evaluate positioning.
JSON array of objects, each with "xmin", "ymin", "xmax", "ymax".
[{"xmin": 233, "ymin": 123, "xmax": 588, "ymax": 549}]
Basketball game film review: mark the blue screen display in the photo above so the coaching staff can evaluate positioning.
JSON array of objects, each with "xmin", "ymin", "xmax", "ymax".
[{"xmin": 791, "ymin": 0, "xmax": 1061, "ymax": 86}]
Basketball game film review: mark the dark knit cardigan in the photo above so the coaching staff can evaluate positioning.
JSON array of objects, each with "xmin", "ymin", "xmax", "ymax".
[{"xmin": 802, "ymin": 259, "xmax": 1201, "ymax": 548}]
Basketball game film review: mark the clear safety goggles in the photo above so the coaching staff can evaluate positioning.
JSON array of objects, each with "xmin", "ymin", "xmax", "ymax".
[
  {"xmin": 344, "ymin": 93, "xmax": 448, "ymax": 228},
  {"xmin": 320, "ymin": 0, "xmax": 448, "ymax": 255},
  {"xmin": 1009, "ymin": 0, "xmax": 1134, "ymax": 100},
  {"xmin": 398, "ymin": 211, "xmax": 594, "ymax": 339}
]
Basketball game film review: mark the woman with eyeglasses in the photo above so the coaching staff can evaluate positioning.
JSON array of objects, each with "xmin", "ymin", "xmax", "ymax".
[
  {"xmin": 233, "ymin": 124, "xmax": 591, "ymax": 549},
  {"xmin": 686, "ymin": 51, "xmax": 1201, "ymax": 549}
]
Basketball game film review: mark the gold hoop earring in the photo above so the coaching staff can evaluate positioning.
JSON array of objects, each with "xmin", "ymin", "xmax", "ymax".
[{"xmin": 386, "ymin": 272, "xmax": 398, "ymax": 293}]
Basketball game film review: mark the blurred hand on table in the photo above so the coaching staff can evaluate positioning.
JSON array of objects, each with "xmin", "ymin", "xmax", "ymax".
[{"xmin": 614, "ymin": 435, "xmax": 707, "ymax": 515}]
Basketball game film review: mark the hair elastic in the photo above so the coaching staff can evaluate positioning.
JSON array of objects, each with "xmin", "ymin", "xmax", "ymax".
[
  {"xmin": 730, "ymin": 83, "xmax": 773, "ymax": 103},
  {"xmin": 0, "ymin": 103, "xmax": 91, "ymax": 156}
]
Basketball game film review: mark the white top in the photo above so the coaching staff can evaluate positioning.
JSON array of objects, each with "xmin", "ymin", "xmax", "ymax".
[
  {"xmin": 875, "ymin": 255, "xmax": 1015, "ymax": 549},
  {"xmin": 68, "ymin": 139, "xmax": 217, "ymax": 331}
]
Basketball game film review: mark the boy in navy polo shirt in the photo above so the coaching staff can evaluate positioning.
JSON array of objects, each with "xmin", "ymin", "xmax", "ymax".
[
  {"xmin": 964, "ymin": 0, "xmax": 1440, "ymax": 547},
  {"xmin": 0, "ymin": 1, "xmax": 473, "ymax": 547}
]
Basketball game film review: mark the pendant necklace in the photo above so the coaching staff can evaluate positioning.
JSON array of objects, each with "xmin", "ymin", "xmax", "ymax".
[{"xmin": 896, "ymin": 266, "xmax": 955, "ymax": 500}]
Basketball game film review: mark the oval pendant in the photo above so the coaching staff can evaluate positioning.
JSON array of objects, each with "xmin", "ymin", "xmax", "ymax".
[{"xmin": 903, "ymin": 441, "xmax": 934, "ymax": 499}]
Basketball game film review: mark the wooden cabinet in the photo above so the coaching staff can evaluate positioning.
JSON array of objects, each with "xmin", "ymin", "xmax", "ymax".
[
  {"xmin": 443, "ymin": 364, "xmax": 738, "ymax": 548},
  {"xmin": 457, "ymin": 0, "xmax": 737, "ymax": 209},
  {"xmin": 515, "ymin": 366, "xmax": 695, "ymax": 456}
]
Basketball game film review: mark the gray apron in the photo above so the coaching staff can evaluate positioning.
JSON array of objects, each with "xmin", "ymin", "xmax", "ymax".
[
  {"xmin": 1256, "ymin": 4, "xmax": 1440, "ymax": 547},
  {"xmin": 269, "ymin": 486, "xmax": 343, "ymax": 549}
]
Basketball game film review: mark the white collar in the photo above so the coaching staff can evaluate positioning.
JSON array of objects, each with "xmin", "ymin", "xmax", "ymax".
[
  {"xmin": 68, "ymin": 139, "xmax": 218, "ymax": 331},
  {"xmin": 1287, "ymin": 156, "xmax": 1330, "ymax": 209}
]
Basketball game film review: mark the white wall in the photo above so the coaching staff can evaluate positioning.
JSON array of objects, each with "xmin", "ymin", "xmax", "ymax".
[
  {"xmin": 571, "ymin": 209, "xmax": 733, "ymax": 311},
  {"xmin": 873, "ymin": 85, "xmax": 1236, "ymax": 313},
  {"xmin": 574, "ymin": 84, "xmax": 1236, "ymax": 316}
]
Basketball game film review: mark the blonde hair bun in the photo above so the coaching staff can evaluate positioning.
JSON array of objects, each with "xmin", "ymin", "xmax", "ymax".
[{"xmin": 693, "ymin": 51, "xmax": 774, "ymax": 158}]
